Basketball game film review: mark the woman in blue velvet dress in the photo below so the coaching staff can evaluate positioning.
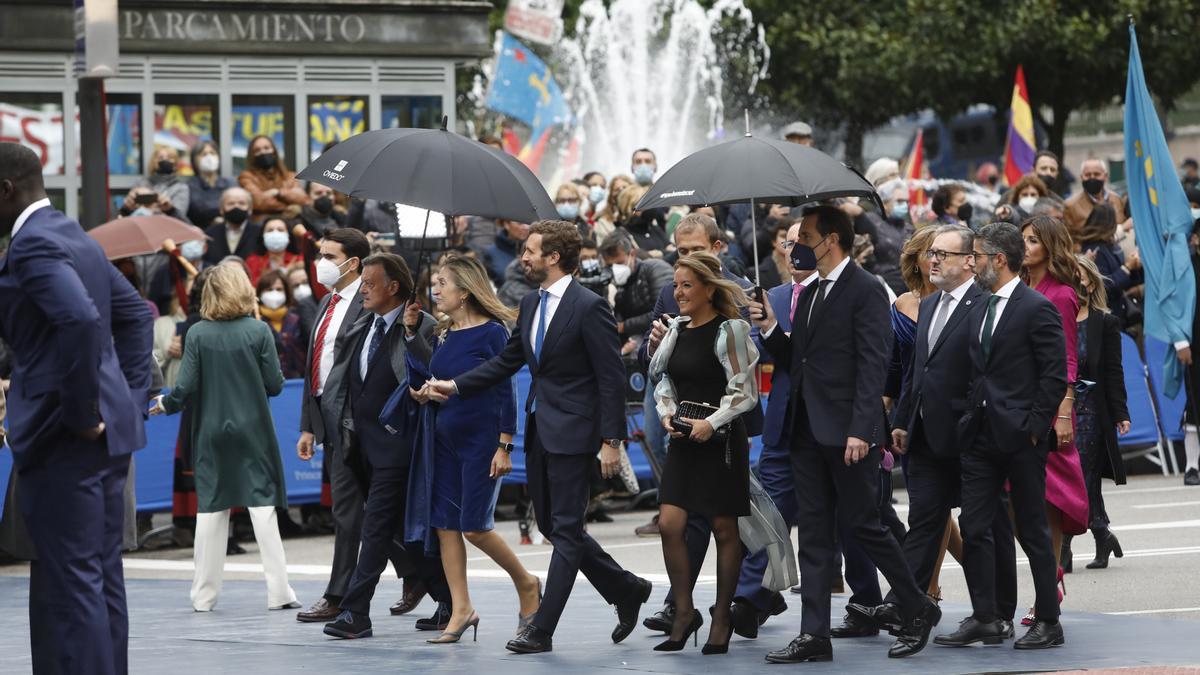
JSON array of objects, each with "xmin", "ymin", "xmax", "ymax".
[{"xmin": 405, "ymin": 255, "xmax": 542, "ymax": 644}]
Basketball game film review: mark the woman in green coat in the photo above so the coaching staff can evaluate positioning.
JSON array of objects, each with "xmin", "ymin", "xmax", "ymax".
[{"xmin": 152, "ymin": 262, "xmax": 299, "ymax": 612}]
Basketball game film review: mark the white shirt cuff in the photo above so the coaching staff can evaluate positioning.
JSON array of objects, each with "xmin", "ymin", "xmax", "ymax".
[
  {"xmin": 1175, "ymin": 340, "xmax": 1191, "ymax": 352},
  {"xmin": 762, "ymin": 322, "xmax": 778, "ymax": 339}
]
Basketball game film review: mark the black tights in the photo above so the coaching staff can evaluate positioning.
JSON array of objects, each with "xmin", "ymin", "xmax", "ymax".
[{"xmin": 658, "ymin": 504, "xmax": 740, "ymax": 645}]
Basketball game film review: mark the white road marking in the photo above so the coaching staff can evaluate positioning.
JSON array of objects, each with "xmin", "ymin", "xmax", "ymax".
[
  {"xmin": 1131, "ymin": 500, "xmax": 1200, "ymax": 509},
  {"xmin": 1107, "ymin": 606, "xmax": 1200, "ymax": 616}
]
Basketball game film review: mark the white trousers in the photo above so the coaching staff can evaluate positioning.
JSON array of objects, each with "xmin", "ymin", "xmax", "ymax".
[{"xmin": 191, "ymin": 506, "xmax": 298, "ymax": 611}]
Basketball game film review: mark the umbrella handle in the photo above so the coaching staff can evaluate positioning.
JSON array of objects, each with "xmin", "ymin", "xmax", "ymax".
[{"xmin": 161, "ymin": 239, "xmax": 199, "ymax": 277}]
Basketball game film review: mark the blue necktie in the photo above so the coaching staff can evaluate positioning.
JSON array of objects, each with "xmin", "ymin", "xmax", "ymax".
[
  {"xmin": 366, "ymin": 316, "xmax": 387, "ymax": 368},
  {"xmin": 534, "ymin": 289, "xmax": 549, "ymax": 363}
]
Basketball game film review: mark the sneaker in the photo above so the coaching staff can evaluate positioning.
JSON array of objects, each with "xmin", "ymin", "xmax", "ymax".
[
  {"xmin": 634, "ymin": 514, "xmax": 661, "ymax": 537},
  {"xmin": 1185, "ymin": 467, "xmax": 1200, "ymax": 486}
]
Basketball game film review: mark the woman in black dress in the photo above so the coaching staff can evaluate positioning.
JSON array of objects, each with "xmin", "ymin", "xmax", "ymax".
[{"xmin": 649, "ymin": 251, "xmax": 759, "ymax": 654}]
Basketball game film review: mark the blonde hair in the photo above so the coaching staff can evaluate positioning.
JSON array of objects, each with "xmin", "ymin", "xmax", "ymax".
[
  {"xmin": 616, "ymin": 184, "xmax": 649, "ymax": 222},
  {"xmin": 899, "ymin": 226, "xmax": 938, "ymax": 294},
  {"xmin": 201, "ymin": 262, "xmax": 257, "ymax": 321},
  {"xmin": 435, "ymin": 254, "xmax": 518, "ymax": 334},
  {"xmin": 1075, "ymin": 253, "xmax": 1109, "ymax": 312},
  {"xmin": 674, "ymin": 251, "xmax": 747, "ymax": 321}
]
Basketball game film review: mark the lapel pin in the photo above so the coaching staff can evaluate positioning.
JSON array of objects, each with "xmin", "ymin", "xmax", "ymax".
[{"xmin": 965, "ymin": 300, "xmax": 973, "ymax": 306}]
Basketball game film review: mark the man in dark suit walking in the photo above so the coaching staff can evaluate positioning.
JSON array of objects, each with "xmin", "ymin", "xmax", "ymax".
[
  {"xmin": 750, "ymin": 205, "xmax": 939, "ymax": 662},
  {"xmin": 323, "ymin": 253, "xmax": 448, "ymax": 639},
  {"xmin": 862, "ymin": 225, "xmax": 1018, "ymax": 637},
  {"xmin": 0, "ymin": 142, "xmax": 154, "ymax": 674},
  {"xmin": 934, "ymin": 222, "xmax": 1067, "ymax": 650},
  {"xmin": 429, "ymin": 220, "xmax": 651, "ymax": 654}
]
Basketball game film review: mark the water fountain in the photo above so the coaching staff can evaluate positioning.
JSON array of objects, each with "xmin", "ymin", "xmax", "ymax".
[{"xmin": 552, "ymin": 0, "xmax": 769, "ymax": 177}]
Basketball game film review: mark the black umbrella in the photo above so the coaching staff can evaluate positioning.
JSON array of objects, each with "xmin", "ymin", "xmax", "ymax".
[{"xmin": 634, "ymin": 126, "xmax": 880, "ymax": 286}]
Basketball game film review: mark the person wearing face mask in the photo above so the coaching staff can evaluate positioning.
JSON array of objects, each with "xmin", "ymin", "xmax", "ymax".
[
  {"xmin": 286, "ymin": 263, "xmax": 319, "ymax": 339},
  {"xmin": 597, "ymin": 174, "xmax": 634, "ymax": 238},
  {"xmin": 486, "ymin": 219, "xmax": 531, "ymax": 287},
  {"xmin": 583, "ymin": 171, "xmax": 613, "ymax": 236},
  {"xmin": 300, "ymin": 180, "xmax": 347, "ymax": 236},
  {"xmin": 931, "ymin": 184, "xmax": 971, "ymax": 226},
  {"xmin": 632, "ymin": 147, "xmax": 657, "ymax": 187},
  {"xmin": 600, "ymin": 230, "xmax": 673, "ymax": 341},
  {"xmin": 1064, "ymin": 158, "xmax": 1124, "ymax": 236},
  {"xmin": 203, "ymin": 187, "xmax": 261, "ymax": 264},
  {"xmin": 1003, "ymin": 174, "xmax": 1050, "ymax": 218},
  {"xmin": 238, "ymin": 134, "xmax": 309, "ymax": 219},
  {"xmin": 868, "ymin": 181, "xmax": 915, "ymax": 295},
  {"xmin": 1076, "ymin": 204, "xmax": 1137, "ymax": 326},
  {"xmin": 245, "ymin": 217, "xmax": 299, "ymax": 285},
  {"xmin": 133, "ymin": 145, "xmax": 191, "ymax": 218},
  {"xmin": 187, "ymin": 141, "xmax": 234, "ymax": 230},
  {"xmin": 1034, "ymin": 151, "xmax": 1069, "ymax": 199},
  {"xmin": 255, "ymin": 269, "xmax": 306, "ymax": 378},
  {"xmin": 554, "ymin": 183, "xmax": 589, "ymax": 238}
]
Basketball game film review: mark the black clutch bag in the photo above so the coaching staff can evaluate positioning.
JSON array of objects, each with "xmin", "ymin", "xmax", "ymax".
[{"xmin": 670, "ymin": 400, "xmax": 730, "ymax": 444}]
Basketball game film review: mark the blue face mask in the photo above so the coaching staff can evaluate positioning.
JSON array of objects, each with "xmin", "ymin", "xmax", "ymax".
[
  {"xmin": 633, "ymin": 164, "xmax": 655, "ymax": 185},
  {"xmin": 891, "ymin": 203, "xmax": 909, "ymax": 220},
  {"xmin": 589, "ymin": 185, "xmax": 607, "ymax": 205},
  {"xmin": 180, "ymin": 239, "xmax": 205, "ymax": 261},
  {"xmin": 556, "ymin": 202, "xmax": 580, "ymax": 220},
  {"xmin": 790, "ymin": 235, "xmax": 829, "ymax": 271}
]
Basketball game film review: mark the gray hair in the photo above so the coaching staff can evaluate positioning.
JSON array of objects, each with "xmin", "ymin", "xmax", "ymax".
[
  {"xmin": 977, "ymin": 222, "xmax": 1024, "ymax": 273},
  {"xmin": 1031, "ymin": 195, "xmax": 1065, "ymax": 217},
  {"xmin": 599, "ymin": 230, "xmax": 635, "ymax": 257},
  {"xmin": 1080, "ymin": 157, "xmax": 1109, "ymax": 175},
  {"xmin": 219, "ymin": 186, "xmax": 253, "ymax": 208},
  {"xmin": 935, "ymin": 224, "xmax": 975, "ymax": 251}
]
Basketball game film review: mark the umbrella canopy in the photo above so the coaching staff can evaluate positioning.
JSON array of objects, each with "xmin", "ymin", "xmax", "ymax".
[
  {"xmin": 297, "ymin": 122, "xmax": 557, "ymax": 224},
  {"xmin": 88, "ymin": 215, "xmax": 207, "ymax": 260},
  {"xmin": 634, "ymin": 135, "xmax": 880, "ymax": 212}
]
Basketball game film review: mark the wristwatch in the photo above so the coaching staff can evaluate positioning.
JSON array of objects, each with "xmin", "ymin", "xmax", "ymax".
[
  {"xmin": 605, "ymin": 438, "xmax": 623, "ymax": 449},
  {"xmin": 498, "ymin": 442, "xmax": 514, "ymax": 454}
]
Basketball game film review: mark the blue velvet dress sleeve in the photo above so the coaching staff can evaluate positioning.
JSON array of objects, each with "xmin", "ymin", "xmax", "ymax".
[{"xmin": 886, "ymin": 303, "xmax": 917, "ymax": 399}]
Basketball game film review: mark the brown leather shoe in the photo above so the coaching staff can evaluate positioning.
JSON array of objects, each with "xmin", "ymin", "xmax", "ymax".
[
  {"xmin": 389, "ymin": 580, "xmax": 427, "ymax": 616},
  {"xmin": 634, "ymin": 515, "xmax": 660, "ymax": 537},
  {"xmin": 297, "ymin": 597, "xmax": 341, "ymax": 623}
]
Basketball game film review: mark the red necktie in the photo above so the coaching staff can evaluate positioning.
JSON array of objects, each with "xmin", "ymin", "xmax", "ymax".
[{"xmin": 310, "ymin": 293, "xmax": 342, "ymax": 395}]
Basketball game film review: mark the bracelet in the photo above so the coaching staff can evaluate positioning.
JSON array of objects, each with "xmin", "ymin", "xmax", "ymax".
[{"xmin": 1057, "ymin": 415, "xmax": 1072, "ymax": 420}]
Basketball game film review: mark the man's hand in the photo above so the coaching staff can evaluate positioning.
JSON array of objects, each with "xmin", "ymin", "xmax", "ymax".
[
  {"xmin": 891, "ymin": 428, "xmax": 908, "ymax": 455},
  {"xmin": 1127, "ymin": 249, "xmax": 1142, "ymax": 271},
  {"xmin": 1178, "ymin": 346, "xmax": 1193, "ymax": 366},
  {"xmin": 78, "ymin": 422, "xmax": 106, "ymax": 441},
  {"xmin": 620, "ymin": 338, "xmax": 637, "ymax": 355},
  {"xmin": 648, "ymin": 315, "xmax": 670, "ymax": 356},
  {"xmin": 426, "ymin": 379, "xmax": 456, "ymax": 402},
  {"xmin": 1116, "ymin": 420, "xmax": 1131, "ymax": 435},
  {"xmin": 297, "ymin": 431, "xmax": 315, "ymax": 460},
  {"xmin": 402, "ymin": 301, "xmax": 422, "ymax": 335},
  {"xmin": 844, "ymin": 436, "xmax": 869, "ymax": 466},
  {"xmin": 600, "ymin": 443, "xmax": 621, "ymax": 479},
  {"xmin": 748, "ymin": 296, "xmax": 776, "ymax": 334},
  {"xmin": 148, "ymin": 395, "xmax": 165, "ymax": 417}
]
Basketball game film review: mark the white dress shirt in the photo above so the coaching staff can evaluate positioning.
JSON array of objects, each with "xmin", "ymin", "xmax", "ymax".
[
  {"xmin": 359, "ymin": 305, "xmax": 403, "ymax": 378},
  {"xmin": 315, "ymin": 277, "xmax": 362, "ymax": 397},
  {"xmin": 928, "ymin": 276, "xmax": 976, "ymax": 343},
  {"xmin": 979, "ymin": 275, "xmax": 1022, "ymax": 341},
  {"xmin": 528, "ymin": 274, "xmax": 573, "ymax": 354},
  {"xmin": 9, "ymin": 198, "xmax": 51, "ymax": 241}
]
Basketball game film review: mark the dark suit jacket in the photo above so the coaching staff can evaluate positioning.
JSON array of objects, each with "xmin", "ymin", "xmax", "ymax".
[
  {"xmin": 0, "ymin": 206, "xmax": 153, "ymax": 468},
  {"xmin": 755, "ymin": 281, "xmax": 794, "ymax": 447},
  {"xmin": 202, "ymin": 221, "xmax": 263, "ymax": 264},
  {"xmin": 1079, "ymin": 311, "xmax": 1129, "ymax": 484},
  {"xmin": 762, "ymin": 260, "xmax": 891, "ymax": 448},
  {"xmin": 894, "ymin": 281, "xmax": 989, "ymax": 457},
  {"xmin": 300, "ymin": 287, "xmax": 366, "ymax": 452},
  {"xmin": 959, "ymin": 281, "xmax": 1067, "ymax": 453},
  {"xmin": 638, "ymin": 267, "xmax": 765, "ymax": 437},
  {"xmin": 456, "ymin": 279, "xmax": 625, "ymax": 455}
]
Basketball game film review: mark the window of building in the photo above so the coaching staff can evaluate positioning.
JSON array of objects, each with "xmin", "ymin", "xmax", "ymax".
[
  {"xmin": 308, "ymin": 96, "xmax": 367, "ymax": 161},
  {"xmin": 106, "ymin": 94, "xmax": 142, "ymax": 177},
  {"xmin": 382, "ymin": 96, "xmax": 443, "ymax": 130},
  {"xmin": 231, "ymin": 95, "xmax": 294, "ymax": 174},
  {"xmin": 0, "ymin": 93, "xmax": 66, "ymax": 175},
  {"xmin": 155, "ymin": 94, "xmax": 218, "ymax": 175}
]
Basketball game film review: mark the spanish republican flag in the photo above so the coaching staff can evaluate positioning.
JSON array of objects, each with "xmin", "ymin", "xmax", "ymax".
[
  {"xmin": 904, "ymin": 128, "xmax": 926, "ymax": 208},
  {"xmin": 1003, "ymin": 65, "xmax": 1036, "ymax": 186}
]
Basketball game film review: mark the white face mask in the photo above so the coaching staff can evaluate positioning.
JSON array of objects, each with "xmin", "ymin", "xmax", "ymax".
[
  {"xmin": 610, "ymin": 263, "xmax": 632, "ymax": 286},
  {"xmin": 197, "ymin": 154, "xmax": 220, "ymax": 174},
  {"xmin": 292, "ymin": 283, "xmax": 312, "ymax": 301},
  {"xmin": 180, "ymin": 239, "xmax": 205, "ymax": 261},
  {"xmin": 316, "ymin": 257, "xmax": 351, "ymax": 288},
  {"xmin": 263, "ymin": 230, "xmax": 290, "ymax": 253},
  {"xmin": 1018, "ymin": 196, "xmax": 1038, "ymax": 212},
  {"xmin": 260, "ymin": 290, "xmax": 287, "ymax": 310},
  {"xmin": 1191, "ymin": 207, "xmax": 1200, "ymax": 221}
]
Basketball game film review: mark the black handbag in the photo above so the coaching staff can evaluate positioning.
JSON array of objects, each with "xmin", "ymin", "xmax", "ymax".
[{"xmin": 671, "ymin": 400, "xmax": 734, "ymax": 465}]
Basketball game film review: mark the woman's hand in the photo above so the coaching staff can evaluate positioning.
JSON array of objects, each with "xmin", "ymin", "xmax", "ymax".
[
  {"xmin": 662, "ymin": 414, "xmax": 684, "ymax": 439},
  {"xmin": 409, "ymin": 386, "xmax": 427, "ymax": 404},
  {"xmin": 1054, "ymin": 415, "xmax": 1074, "ymax": 447},
  {"xmin": 490, "ymin": 449, "xmax": 513, "ymax": 479},
  {"xmin": 148, "ymin": 395, "xmax": 166, "ymax": 416},
  {"xmin": 682, "ymin": 417, "xmax": 714, "ymax": 443},
  {"xmin": 167, "ymin": 335, "xmax": 183, "ymax": 360},
  {"xmin": 1117, "ymin": 420, "xmax": 1131, "ymax": 435}
]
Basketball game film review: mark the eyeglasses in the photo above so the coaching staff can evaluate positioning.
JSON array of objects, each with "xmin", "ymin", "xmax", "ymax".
[{"xmin": 924, "ymin": 249, "xmax": 974, "ymax": 261}]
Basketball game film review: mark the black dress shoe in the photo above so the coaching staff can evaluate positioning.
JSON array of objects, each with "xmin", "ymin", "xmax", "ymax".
[
  {"xmin": 759, "ymin": 591, "xmax": 788, "ymax": 626},
  {"xmin": 1087, "ymin": 529, "xmax": 1124, "ymax": 569},
  {"xmin": 849, "ymin": 601, "xmax": 902, "ymax": 635},
  {"xmin": 323, "ymin": 610, "xmax": 373, "ymax": 639},
  {"xmin": 765, "ymin": 634, "xmax": 833, "ymax": 663},
  {"xmin": 830, "ymin": 609, "xmax": 879, "ymax": 638},
  {"xmin": 507, "ymin": 625, "xmax": 553, "ymax": 654},
  {"xmin": 612, "ymin": 577, "xmax": 652, "ymax": 643},
  {"xmin": 1014, "ymin": 619, "xmax": 1064, "ymax": 649},
  {"xmin": 887, "ymin": 601, "xmax": 941, "ymax": 658},
  {"xmin": 1001, "ymin": 620, "xmax": 1015, "ymax": 638},
  {"xmin": 1184, "ymin": 467, "xmax": 1199, "ymax": 486},
  {"xmin": 415, "ymin": 602, "xmax": 452, "ymax": 631},
  {"xmin": 933, "ymin": 616, "xmax": 1006, "ymax": 647},
  {"xmin": 389, "ymin": 579, "xmax": 427, "ymax": 615},
  {"xmin": 643, "ymin": 604, "xmax": 675, "ymax": 633},
  {"xmin": 731, "ymin": 600, "xmax": 759, "ymax": 639}
]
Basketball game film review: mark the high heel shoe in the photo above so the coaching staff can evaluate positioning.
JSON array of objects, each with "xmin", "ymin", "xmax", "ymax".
[
  {"xmin": 427, "ymin": 612, "xmax": 480, "ymax": 644},
  {"xmin": 1086, "ymin": 529, "xmax": 1123, "ymax": 569},
  {"xmin": 702, "ymin": 608, "xmax": 734, "ymax": 655},
  {"xmin": 653, "ymin": 609, "xmax": 703, "ymax": 652},
  {"xmin": 518, "ymin": 577, "xmax": 543, "ymax": 630},
  {"xmin": 1057, "ymin": 566, "xmax": 1066, "ymax": 601},
  {"xmin": 1061, "ymin": 537, "xmax": 1074, "ymax": 574}
]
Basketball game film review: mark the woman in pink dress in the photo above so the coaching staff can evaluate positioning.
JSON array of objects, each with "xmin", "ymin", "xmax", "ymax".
[{"xmin": 1019, "ymin": 215, "xmax": 1090, "ymax": 624}]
